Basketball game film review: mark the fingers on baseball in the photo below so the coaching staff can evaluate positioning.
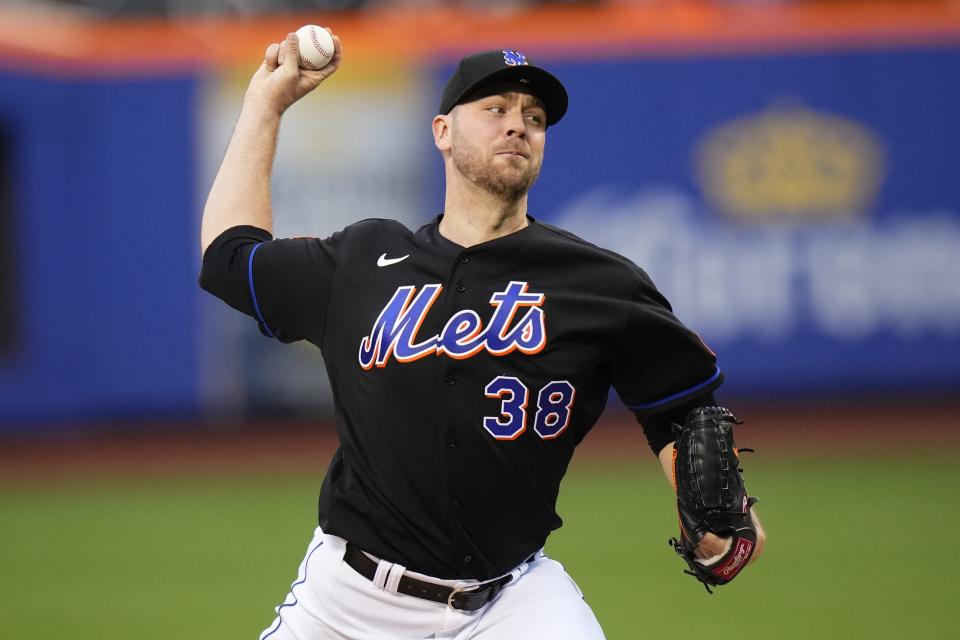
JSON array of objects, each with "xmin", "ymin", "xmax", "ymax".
[
  {"xmin": 264, "ymin": 43, "xmax": 281, "ymax": 71},
  {"xmin": 280, "ymin": 32, "xmax": 300, "ymax": 73},
  {"xmin": 330, "ymin": 34, "xmax": 343, "ymax": 69}
]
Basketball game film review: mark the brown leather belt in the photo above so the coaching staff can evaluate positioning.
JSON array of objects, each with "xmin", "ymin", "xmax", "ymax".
[{"xmin": 343, "ymin": 542, "xmax": 513, "ymax": 611}]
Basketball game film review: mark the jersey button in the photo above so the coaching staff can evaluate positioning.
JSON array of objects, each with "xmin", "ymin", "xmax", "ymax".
[
  {"xmin": 451, "ymin": 499, "xmax": 460, "ymax": 509},
  {"xmin": 446, "ymin": 438, "xmax": 456, "ymax": 448},
  {"xmin": 445, "ymin": 376, "xmax": 456, "ymax": 386},
  {"xmin": 463, "ymin": 555, "xmax": 473, "ymax": 563},
  {"xmin": 459, "ymin": 256, "xmax": 470, "ymax": 264},
  {"xmin": 455, "ymin": 283, "xmax": 467, "ymax": 293}
]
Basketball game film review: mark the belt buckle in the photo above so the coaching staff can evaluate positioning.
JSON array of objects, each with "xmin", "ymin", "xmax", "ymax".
[{"xmin": 446, "ymin": 585, "xmax": 479, "ymax": 610}]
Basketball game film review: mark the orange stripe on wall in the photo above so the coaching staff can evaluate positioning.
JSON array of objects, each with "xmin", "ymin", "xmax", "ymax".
[{"xmin": 1, "ymin": 2, "xmax": 959, "ymax": 75}]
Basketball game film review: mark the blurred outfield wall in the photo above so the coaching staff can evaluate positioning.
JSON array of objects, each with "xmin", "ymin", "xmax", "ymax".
[{"xmin": 0, "ymin": 2, "xmax": 958, "ymax": 429}]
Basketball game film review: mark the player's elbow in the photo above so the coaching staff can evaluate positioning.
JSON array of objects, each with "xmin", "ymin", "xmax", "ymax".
[{"xmin": 197, "ymin": 232, "xmax": 257, "ymax": 309}]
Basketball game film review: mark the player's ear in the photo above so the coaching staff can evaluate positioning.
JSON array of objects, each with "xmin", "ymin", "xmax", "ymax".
[{"xmin": 432, "ymin": 114, "xmax": 452, "ymax": 152}]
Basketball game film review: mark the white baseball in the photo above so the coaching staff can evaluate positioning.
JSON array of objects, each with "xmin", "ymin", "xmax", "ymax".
[{"xmin": 295, "ymin": 25, "xmax": 335, "ymax": 70}]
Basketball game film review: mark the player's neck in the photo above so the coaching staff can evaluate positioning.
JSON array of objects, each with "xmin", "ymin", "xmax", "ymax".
[{"xmin": 440, "ymin": 181, "xmax": 529, "ymax": 248}]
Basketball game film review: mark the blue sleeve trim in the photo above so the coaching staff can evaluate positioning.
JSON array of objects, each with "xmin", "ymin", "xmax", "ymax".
[
  {"xmin": 627, "ymin": 366, "xmax": 722, "ymax": 411},
  {"xmin": 248, "ymin": 242, "xmax": 277, "ymax": 339}
]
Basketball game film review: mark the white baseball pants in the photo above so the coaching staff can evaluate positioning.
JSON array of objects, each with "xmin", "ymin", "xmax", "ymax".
[{"xmin": 258, "ymin": 526, "xmax": 606, "ymax": 640}]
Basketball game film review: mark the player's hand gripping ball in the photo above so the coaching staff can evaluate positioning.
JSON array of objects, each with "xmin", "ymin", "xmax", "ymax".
[{"xmin": 295, "ymin": 25, "xmax": 335, "ymax": 70}]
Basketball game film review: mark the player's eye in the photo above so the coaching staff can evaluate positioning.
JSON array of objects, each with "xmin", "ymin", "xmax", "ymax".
[
  {"xmin": 526, "ymin": 113, "xmax": 544, "ymax": 126},
  {"xmin": 487, "ymin": 106, "xmax": 506, "ymax": 114}
]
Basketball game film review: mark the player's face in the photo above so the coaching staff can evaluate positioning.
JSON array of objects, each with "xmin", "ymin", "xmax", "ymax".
[{"xmin": 448, "ymin": 84, "xmax": 547, "ymax": 200}]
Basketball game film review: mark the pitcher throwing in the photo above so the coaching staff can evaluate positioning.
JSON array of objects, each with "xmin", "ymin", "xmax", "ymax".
[{"xmin": 200, "ymin": 30, "xmax": 765, "ymax": 639}]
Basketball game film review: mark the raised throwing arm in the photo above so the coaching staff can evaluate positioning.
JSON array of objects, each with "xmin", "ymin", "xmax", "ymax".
[{"xmin": 200, "ymin": 30, "xmax": 342, "ymax": 254}]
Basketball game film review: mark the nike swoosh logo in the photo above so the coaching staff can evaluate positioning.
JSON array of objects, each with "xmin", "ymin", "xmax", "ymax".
[{"xmin": 377, "ymin": 253, "xmax": 409, "ymax": 267}]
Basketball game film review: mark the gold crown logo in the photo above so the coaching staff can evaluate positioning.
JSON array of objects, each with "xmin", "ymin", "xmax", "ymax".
[{"xmin": 696, "ymin": 103, "xmax": 885, "ymax": 222}]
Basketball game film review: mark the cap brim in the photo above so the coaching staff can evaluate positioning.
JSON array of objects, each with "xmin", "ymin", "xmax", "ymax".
[{"xmin": 444, "ymin": 65, "xmax": 568, "ymax": 126}]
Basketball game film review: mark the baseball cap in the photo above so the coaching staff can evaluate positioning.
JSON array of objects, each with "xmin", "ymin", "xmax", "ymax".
[{"xmin": 439, "ymin": 49, "xmax": 568, "ymax": 126}]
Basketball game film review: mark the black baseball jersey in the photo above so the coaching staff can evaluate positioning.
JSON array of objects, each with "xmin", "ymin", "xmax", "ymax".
[{"xmin": 199, "ymin": 215, "xmax": 722, "ymax": 581}]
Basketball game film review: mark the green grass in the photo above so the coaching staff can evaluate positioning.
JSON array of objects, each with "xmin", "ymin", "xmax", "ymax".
[
  {"xmin": 1, "ymin": 453, "xmax": 956, "ymax": 639},
  {"xmin": 552, "ymin": 452, "xmax": 960, "ymax": 639}
]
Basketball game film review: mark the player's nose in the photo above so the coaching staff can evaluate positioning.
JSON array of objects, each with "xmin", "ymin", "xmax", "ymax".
[{"xmin": 503, "ymin": 108, "xmax": 527, "ymax": 138}]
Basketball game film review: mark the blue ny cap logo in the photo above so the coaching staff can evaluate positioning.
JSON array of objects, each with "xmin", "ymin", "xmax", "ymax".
[{"xmin": 502, "ymin": 50, "xmax": 528, "ymax": 66}]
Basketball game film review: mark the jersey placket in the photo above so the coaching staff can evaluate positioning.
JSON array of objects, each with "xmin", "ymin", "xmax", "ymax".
[{"xmin": 436, "ymin": 249, "xmax": 484, "ymax": 577}]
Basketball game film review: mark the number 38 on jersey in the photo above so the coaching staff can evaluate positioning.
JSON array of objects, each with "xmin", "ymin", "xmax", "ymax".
[{"xmin": 484, "ymin": 377, "xmax": 576, "ymax": 441}]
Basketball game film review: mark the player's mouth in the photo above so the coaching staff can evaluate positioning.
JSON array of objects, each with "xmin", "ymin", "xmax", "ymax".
[{"xmin": 496, "ymin": 147, "xmax": 530, "ymax": 160}]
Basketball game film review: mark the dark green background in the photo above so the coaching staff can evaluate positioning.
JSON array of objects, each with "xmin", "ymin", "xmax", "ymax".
[{"xmin": 1, "ymin": 453, "xmax": 954, "ymax": 639}]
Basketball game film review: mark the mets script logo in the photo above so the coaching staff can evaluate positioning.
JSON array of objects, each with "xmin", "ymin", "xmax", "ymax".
[
  {"xmin": 503, "ymin": 50, "xmax": 528, "ymax": 66},
  {"xmin": 359, "ymin": 281, "xmax": 546, "ymax": 369}
]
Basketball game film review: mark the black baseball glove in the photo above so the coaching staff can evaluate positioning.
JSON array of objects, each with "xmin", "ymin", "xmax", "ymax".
[{"xmin": 668, "ymin": 406, "xmax": 758, "ymax": 593}]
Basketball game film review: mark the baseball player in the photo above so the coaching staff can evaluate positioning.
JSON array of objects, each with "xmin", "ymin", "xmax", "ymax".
[{"xmin": 200, "ymin": 30, "xmax": 766, "ymax": 639}]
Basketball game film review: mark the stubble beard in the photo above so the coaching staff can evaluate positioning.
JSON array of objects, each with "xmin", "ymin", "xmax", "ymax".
[{"xmin": 451, "ymin": 132, "xmax": 542, "ymax": 202}]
